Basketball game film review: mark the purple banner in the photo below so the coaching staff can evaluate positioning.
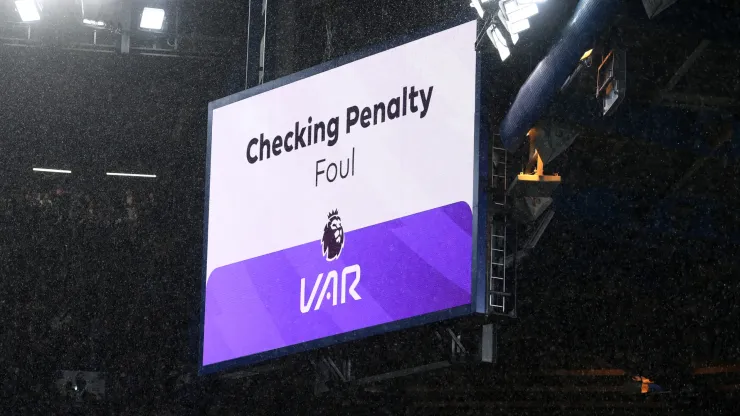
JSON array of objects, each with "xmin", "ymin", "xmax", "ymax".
[{"xmin": 203, "ymin": 202, "xmax": 472, "ymax": 366}]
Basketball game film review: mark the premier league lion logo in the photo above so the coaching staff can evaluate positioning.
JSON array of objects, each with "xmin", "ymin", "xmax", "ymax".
[{"xmin": 321, "ymin": 209, "xmax": 344, "ymax": 261}]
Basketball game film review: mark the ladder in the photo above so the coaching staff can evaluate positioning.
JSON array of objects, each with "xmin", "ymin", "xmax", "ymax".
[{"xmin": 489, "ymin": 137, "xmax": 516, "ymax": 317}]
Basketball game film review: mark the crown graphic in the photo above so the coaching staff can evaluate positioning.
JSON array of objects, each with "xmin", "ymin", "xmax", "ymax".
[{"xmin": 328, "ymin": 209, "xmax": 339, "ymax": 219}]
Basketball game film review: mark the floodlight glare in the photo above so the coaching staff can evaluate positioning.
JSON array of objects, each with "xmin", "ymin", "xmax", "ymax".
[
  {"xmin": 498, "ymin": 10, "xmax": 529, "ymax": 35},
  {"xmin": 140, "ymin": 7, "xmax": 165, "ymax": 30},
  {"xmin": 508, "ymin": 18, "xmax": 530, "ymax": 34},
  {"xmin": 487, "ymin": 25, "xmax": 511, "ymax": 61},
  {"xmin": 471, "ymin": 0, "xmax": 486, "ymax": 18},
  {"xmin": 501, "ymin": 0, "xmax": 521, "ymax": 14},
  {"xmin": 15, "ymin": 0, "xmax": 40, "ymax": 22},
  {"xmin": 494, "ymin": 26, "xmax": 508, "ymax": 47},
  {"xmin": 83, "ymin": 18, "xmax": 105, "ymax": 27},
  {"xmin": 477, "ymin": 0, "xmax": 543, "ymax": 61},
  {"xmin": 506, "ymin": 3, "xmax": 539, "ymax": 23}
]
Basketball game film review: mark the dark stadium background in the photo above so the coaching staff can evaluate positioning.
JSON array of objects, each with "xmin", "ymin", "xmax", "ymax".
[{"xmin": 1, "ymin": 0, "xmax": 739, "ymax": 414}]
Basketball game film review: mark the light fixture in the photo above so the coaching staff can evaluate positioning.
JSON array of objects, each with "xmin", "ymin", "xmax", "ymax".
[
  {"xmin": 500, "ymin": 0, "xmax": 520, "ymax": 14},
  {"xmin": 475, "ymin": 0, "xmax": 544, "ymax": 62},
  {"xmin": 502, "ymin": 17, "xmax": 529, "ymax": 35},
  {"xmin": 83, "ymin": 18, "xmax": 105, "ymax": 27},
  {"xmin": 493, "ymin": 27, "xmax": 511, "ymax": 57},
  {"xmin": 471, "ymin": 0, "xmax": 487, "ymax": 18},
  {"xmin": 487, "ymin": 25, "xmax": 511, "ymax": 61},
  {"xmin": 80, "ymin": 0, "xmax": 109, "ymax": 28},
  {"xmin": 140, "ymin": 7, "xmax": 165, "ymax": 31},
  {"xmin": 501, "ymin": 1, "xmax": 539, "ymax": 24},
  {"xmin": 15, "ymin": 0, "xmax": 41, "ymax": 22},
  {"xmin": 106, "ymin": 172, "xmax": 157, "ymax": 178},
  {"xmin": 33, "ymin": 168, "xmax": 72, "ymax": 174},
  {"xmin": 498, "ymin": 9, "xmax": 526, "ymax": 38}
]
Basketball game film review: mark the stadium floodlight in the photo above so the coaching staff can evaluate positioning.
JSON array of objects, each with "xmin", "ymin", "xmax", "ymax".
[
  {"xmin": 500, "ymin": 0, "xmax": 539, "ymax": 24},
  {"xmin": 503, "ymin": 17, "xmax": 530, "ymax": 35},
  {"xmin": 15, "ymin": 0, "xmax": 41, "ymax": 22},
  {"xmin": 498, "ymin": 9, "xmax": 528, "ymax": 37},
  {"xmin": 83, "ymin": 18, "xmax": 105, "ymax": 27},
  {"xmin": 33, "ymin": 168, "xmax": 72, "ymax": 174},
  {"xmin": 487, "ymin": 25, "xmax": 511, "ymax": 61},
  {"xmin": 474, "ymin": 0, "xmax": 544, "ymax": 61},
  {"xmin": 139, "ymin": 7, "xmax": 165, "ymax": 31},
  {"xmin": 106, "ymin": 172, "xmax": 157, "ymax": 178},
  {"xmin": 80, "ymin": 0, "xmax": 108, "ymax": 27},
  {"xmin": 471, "ymin": 0, "xmax": 487, "ymax": 18},
  {"xmin": 508, "ymin": 4, "xmax": 539, "ymax": 23}
]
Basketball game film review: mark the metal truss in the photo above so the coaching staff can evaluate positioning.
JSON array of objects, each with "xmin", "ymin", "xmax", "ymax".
[{"xmin": 312, "ymin": 324, "xmax": 498, "ymax": 395}]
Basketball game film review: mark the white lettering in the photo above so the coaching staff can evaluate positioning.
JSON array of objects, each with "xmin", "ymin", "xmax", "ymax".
[
  {"xmin": 314, "ymin": 270, "xmax": 338, "ymax": 310},
  {"xmin": 300, "ymin": 273, "xmax": 323, "ymax": 314},
  {"xmin": 341, "ymin": 264, "xmax": 361, "ymax": 303},
  {"xmin": 301, "ymin": 264, "xmax": 361, "ymax": 312}
]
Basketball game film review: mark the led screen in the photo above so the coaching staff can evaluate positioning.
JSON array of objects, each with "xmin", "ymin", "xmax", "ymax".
[{"xmin": 202, "ymin": 21, "xmax": 479, "ymax": 371}]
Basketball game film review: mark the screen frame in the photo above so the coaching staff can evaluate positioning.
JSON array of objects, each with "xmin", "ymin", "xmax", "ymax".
[{"xmin": 200, "ymin": 18, "xmax": 487, "ymax": 376}]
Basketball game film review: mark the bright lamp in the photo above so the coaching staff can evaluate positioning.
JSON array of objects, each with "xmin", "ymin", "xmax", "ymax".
[{"xmin": 140, "ymin": 7, "xmax": 165, "ymax": 31}]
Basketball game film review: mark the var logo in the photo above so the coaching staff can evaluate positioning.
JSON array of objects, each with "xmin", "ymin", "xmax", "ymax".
[
  {"xmin": 300, "ymin": 265, "xmax": 361, "ymax": 313},
  {"xmin": 300, "ymin": 210, "xmax": 361, "ymax": 313}
]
